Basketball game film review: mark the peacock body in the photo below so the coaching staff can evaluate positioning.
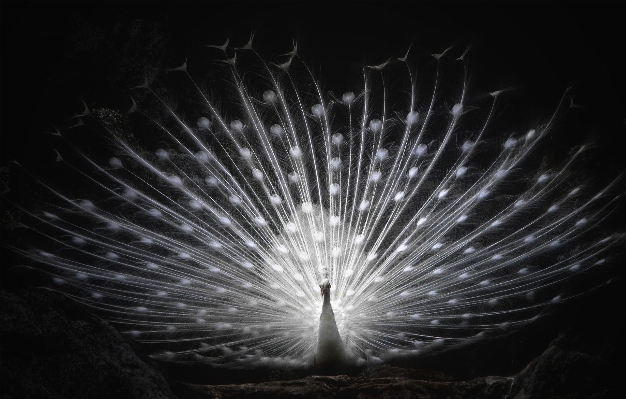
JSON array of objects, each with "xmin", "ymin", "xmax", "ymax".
[
  {"xmin": 316, "ymin": 281, "xmax": 352, "ymax": 368},
  {"xmin": 6, "ymin": 34, "xmax": 622, "ymax": 370}
]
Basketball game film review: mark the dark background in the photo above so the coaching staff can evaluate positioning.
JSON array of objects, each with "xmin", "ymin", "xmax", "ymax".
[
  {"xmin": 1, "ymin": 1, "xmax": 625, "ymax": 167},
  {"xmin": 1, "ymin": 0, "xmax": 625, "ymax": 389}
]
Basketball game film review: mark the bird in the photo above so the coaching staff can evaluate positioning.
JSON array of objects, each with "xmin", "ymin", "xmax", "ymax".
[
  {"xmin": 6, "ymin": 36, "xmax": 622, "ymax": 372},
  {"xmin": 315, "ymin": 280, "xmax": 353, "ymax": 370}
]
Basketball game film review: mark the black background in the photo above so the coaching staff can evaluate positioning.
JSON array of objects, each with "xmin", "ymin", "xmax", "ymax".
[
  {"xmin": 1, "ymin": 1, "xmax": 625, "ymax": 168},
  {"xmin": 1, "ymin": 0, "xmax": 625, "ymax": 386}
]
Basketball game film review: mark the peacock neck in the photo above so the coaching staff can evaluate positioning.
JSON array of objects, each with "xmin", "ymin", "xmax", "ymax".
[{"xmin": 323, "ymin": 291, "xmax": 331, "ymax": 306}]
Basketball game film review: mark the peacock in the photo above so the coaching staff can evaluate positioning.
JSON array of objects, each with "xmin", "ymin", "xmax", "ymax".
[{"xmin": 4, "ymin": 31, "xmax": 622, "ymax": 372}]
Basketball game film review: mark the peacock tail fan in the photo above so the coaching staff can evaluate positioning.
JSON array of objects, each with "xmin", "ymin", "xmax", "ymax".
[{"xmin": 4, "ymin": 34, "xmax": 623, "ymax": 369}]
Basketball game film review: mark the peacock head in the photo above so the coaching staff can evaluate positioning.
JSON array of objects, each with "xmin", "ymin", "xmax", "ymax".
[{"xmin": 319, "ymin": 280, "xmax": 331, "ymax": 298}]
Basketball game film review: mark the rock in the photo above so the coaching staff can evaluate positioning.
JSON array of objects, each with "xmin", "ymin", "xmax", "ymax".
[
  {"xmin": 196, "ymin": 374, "xmax": 513, "ymax": 399},
  {"xmin": 506, "ymin": 278, "xmax": 624, "ymax": 399},
  {"xmin": 509, "ymin": 327, "xmax": 623, "ymax": 399},
  {"xmin": 0, "ymin": 289, "xmax": 177, "ymax": 399}
]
